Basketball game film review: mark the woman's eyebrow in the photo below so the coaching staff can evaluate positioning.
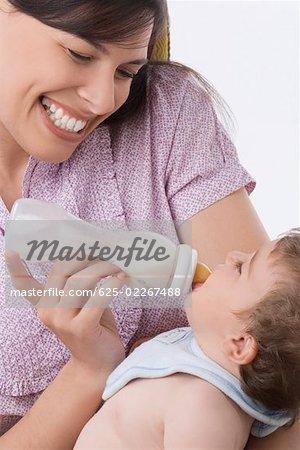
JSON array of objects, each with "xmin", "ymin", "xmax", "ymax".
[
  {"xmin": 93, "ymin": 41, "xmax": 148, "ymax": 65},
  {"xmin": 126, "ymin": 58, "xmax": 149, "ymax": 65}
]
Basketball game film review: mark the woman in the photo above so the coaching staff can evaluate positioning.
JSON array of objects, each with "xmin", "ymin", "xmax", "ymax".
[{"xmin": 0, "ymin": 0, "xmax": 297, "ymax": 448}]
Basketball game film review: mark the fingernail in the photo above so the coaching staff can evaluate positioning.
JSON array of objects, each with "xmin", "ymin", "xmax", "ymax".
[
  {"xmin": 116, "ymin": 272, "xmax": 128, "ymax": 280},
  {"xmin": 5, "ymin": 250, "xmax": 18, "ymax": 259}
]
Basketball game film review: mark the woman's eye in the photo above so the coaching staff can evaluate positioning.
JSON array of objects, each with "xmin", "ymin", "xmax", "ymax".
[
  {"xmin": 234, "ymin": 261, "xmax": 243, "ymax": 273},
  {"xmin": 67, "ymin": 49, "xmax": 93, "ymax": 63},
  {"xmin": 117, "ymin": 69, "xmax": 138, "ymax": 80}
]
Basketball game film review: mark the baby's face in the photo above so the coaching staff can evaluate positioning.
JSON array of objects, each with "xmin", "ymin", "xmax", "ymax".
[{"xmin": 186, "ymin": 240, "xmax": 281, "ymax": 341}]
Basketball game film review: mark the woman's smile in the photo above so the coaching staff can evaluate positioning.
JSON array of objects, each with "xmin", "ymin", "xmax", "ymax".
[
  {"xmin": 39, "ymin": 97, "xmax": 86, "ymax": 142},
  {"xmin": 38, "ymin": 97, "xmax": 90, "ymax": 143}
]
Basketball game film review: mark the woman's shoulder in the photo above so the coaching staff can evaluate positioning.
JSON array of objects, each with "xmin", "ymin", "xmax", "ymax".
[
  {"xmin": 145, "ymin": 62, "xmax": 214, "ymax": 128},
  {"xmin": 143, "ymin": 64, "xmax": 218, "ymax": 141},
  {"xmin": 147, "ymin": 62, "xmax": 211, "ymax": 105}
]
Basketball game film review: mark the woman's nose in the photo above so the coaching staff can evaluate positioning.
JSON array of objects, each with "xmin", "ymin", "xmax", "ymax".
[{"xmin": 77, "ymin": 71, "xmax": 116, "ymax": 116}]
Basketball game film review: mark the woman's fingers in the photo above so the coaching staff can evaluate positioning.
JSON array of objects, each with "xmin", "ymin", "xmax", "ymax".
[
  {"xmin": 52, "ymin": 260, "xmax": 122, "ymax": 309},
  {"xmin": 84, "ymin": 274, "xmax": 125, "ymax": 309},
  {"xmin": 36, "ymin": 259, "xmax": 121, "ymax": 308},
  {"xmin": 38, "ymin": 270, "xmax": 125, "ymax": 348},
  {"xmin": 47, "ymin": 258, "xmax": 121, "ymax": 283},
  {"xmin": 38, "ymin": 260, "xmax": 125, "ymax": 323},
  {"xmin": 74, "ymin": 275, "xmax": 126, "ymax": 328},
  {"xmin": 5, "ymin": 251, "xmax": 43, "ymax": 305}
]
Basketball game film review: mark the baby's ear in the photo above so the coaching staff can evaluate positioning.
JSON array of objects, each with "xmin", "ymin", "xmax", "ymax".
[{"xmin": 223, "ymin": 333, "xmax": 257, "ymax": 366}]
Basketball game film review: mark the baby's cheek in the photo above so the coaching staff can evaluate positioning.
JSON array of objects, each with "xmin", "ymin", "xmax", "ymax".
[
  {"xmin": 184, "ymin": 290, "xmax": 198, "ymax": 317},
  {"xmin": 184, "ymin": 290, "xmax": 193, "ymax": 309}
]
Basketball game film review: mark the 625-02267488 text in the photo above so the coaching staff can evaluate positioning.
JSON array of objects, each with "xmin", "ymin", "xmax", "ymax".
[{"xmin": 9, "ymin": 286, "xmax": 183, "ymax": 299}]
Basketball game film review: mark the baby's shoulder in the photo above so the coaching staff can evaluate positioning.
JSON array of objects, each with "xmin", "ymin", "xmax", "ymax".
[
  {"xmin": 166, "ymin": 372, "xmax": 233, "ymax": 403},
  {"xmin": 163, "ymin": 374, "xmax": 252, "ymax": 449},
  {"xmin": 165, "ymin": 373, "xmax": 252, "ymax": 427}
]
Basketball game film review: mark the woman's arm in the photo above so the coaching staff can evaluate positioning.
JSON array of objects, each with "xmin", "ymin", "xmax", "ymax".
[
  {"xmin": 177, "ymin": 187, "xmax": 269, "ymax": 269},
  {"xmin": 0, "ymin": 256, "xmax": 126, "ymax": 449},
  {"xmin": 178, "ymin": 187, "xmax": 299, "ymax": 449},
  {"xmin": 0, "ymin": 360, "xmax": 109, "ymax": 450},
  {"xmin": 245, "ymin": 421, "xmax": 300, "ymax": 450}
]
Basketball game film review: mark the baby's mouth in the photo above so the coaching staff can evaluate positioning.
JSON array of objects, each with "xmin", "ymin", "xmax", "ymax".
[
  {"xmin": 192, "ymin": 282, "xmax": 203, "ymax": 291},
  {"xmin": 40, "ymin": 96, "xmax": 88, "ymax": 134},
  {"xmin": 192, "ymin": 262, "xmax": 212, "ymax": 285}
]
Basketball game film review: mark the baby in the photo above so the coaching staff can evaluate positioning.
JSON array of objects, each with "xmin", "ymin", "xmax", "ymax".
[{"xmin": 75, "ymin": 230, "xmax": 300, "ymax": 450}]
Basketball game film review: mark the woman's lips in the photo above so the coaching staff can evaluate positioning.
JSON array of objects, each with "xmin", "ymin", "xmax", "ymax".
[{"xmin": 38, "ymin": 98, "xmax": 87, "ymax": 143}]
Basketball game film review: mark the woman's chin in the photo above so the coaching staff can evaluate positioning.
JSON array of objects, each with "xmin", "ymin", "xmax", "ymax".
[{"xmin": 27, "ymin": 146, "xmax": 76, "ymax": 164}]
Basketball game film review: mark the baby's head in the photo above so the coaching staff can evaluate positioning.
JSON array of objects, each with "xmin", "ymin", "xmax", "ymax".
[{"xmin": 186, "ymin": 229, "xmax": 300, "ymax": 419}]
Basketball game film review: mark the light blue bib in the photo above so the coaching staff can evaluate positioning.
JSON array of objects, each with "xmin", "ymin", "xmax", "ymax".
[{"xmin": 103, "ymin": 327, "xmax": 291, "ymax": 437}]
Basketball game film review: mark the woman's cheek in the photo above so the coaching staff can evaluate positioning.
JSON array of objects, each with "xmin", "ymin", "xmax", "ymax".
[{"xmin": 114, "ymin": 83, "xmax": 132, "ymax": 109}]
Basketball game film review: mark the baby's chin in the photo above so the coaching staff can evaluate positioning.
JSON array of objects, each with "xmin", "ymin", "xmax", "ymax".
[
  {"xmin": 183, "ymin": 300, "xmax": 193, "ymax": 325},
  {"xmin": 184, "ymin": 283, "xmax": 203, "ymax": 307}
]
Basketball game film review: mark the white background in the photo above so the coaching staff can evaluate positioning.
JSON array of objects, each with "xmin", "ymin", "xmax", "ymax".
[{"xmin": 168, "ymin": 0, "xmax": 299, "ymax": 238}]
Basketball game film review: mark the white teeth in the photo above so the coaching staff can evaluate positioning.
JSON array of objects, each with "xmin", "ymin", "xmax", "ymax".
[
  {"xmin": 61, "ymin": 115, "xmax": 69, "ymax": 125},
  {"xmin": 42, "ymin": 97, "xmax": 51, "ymax": 108},
  {"xmin": 50, "ymin": 104, "xmax": 57, "ymax": 113},
  {"xmin": 54, "ymin": 108, "xmax": 63, "ymax": 120},
  {"xmin": 74, "ymin": 121, "xmax": 85, "ymax": 132},
  {"xmin": 42, "ymin": 97, "xmax": 87, "ymax": 133},
  {"xmin": 66, "ymin": 118, "xmax": 76, "ymax": 130}
]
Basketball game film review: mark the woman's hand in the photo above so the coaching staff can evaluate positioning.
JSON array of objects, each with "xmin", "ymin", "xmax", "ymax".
[
  {"xmin": 5, "ymin": 252, "xmax": 126, "ymax": 375},
  {"xmin": 0, "ymin": 254, "xmax": 127, "ymax": 449}
]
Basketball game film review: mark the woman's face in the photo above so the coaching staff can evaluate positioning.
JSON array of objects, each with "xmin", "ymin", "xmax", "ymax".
[{"xmin": 0, "ymin": 2, "xmax": 152, "ymax": 163}]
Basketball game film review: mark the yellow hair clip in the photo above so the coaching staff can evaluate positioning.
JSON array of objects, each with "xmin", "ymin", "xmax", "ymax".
[{"xmin": 150, "ymin": 20, "xmax": 170, "ymax": 61}]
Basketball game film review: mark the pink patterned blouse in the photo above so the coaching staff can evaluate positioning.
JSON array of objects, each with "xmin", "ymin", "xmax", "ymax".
[{"xmin": 0, "ymin": 64, "xmax": 255, "ymax": 434}]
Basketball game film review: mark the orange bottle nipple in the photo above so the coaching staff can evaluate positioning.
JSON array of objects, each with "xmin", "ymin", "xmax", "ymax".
[{"xmin": 192, "ymin": 262, "xmax": 212, "ymax": 284}]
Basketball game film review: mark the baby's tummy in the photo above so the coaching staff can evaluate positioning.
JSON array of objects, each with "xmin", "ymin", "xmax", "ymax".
[{"xmin": 75, "ymin": 378, "xmax": 166, "ymax": 450}]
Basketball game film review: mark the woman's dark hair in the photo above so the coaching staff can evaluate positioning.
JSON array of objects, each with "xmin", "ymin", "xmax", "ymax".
[{"xmin": 7, "ymin": 0, "xmax": 231, "ymax": 127}]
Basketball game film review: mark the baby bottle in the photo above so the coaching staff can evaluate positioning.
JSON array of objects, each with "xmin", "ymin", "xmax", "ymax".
[{"xmin": 5, "ymin": 199, "xmax": 211, "ymax": 296}]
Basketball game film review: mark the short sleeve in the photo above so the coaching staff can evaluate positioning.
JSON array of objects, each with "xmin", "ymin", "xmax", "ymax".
[{"xmin": 165, "ymin": 75, "xmax": 255, "ymax": 223}]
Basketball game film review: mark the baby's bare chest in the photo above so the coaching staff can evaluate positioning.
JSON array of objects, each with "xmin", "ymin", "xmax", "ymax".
[{"xmin": 95, "ymin": 376, "xmax": 177, "ymax": 449}]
